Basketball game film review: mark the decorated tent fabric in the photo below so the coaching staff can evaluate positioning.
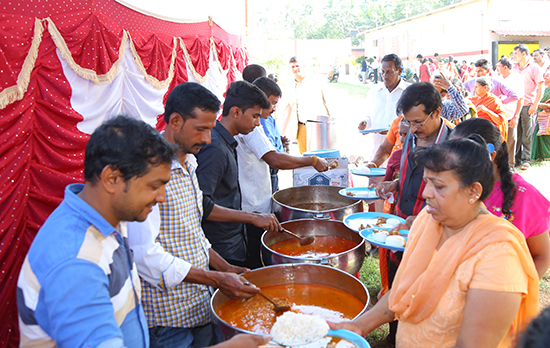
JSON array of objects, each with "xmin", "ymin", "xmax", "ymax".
[{"xmin": 0, "ymin": 1, "xmax": 248, "ymax": 346}]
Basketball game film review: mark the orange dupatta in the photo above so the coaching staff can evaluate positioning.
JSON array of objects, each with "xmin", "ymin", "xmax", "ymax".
[
  {"xmin": 388, "ymin": 209, "xmax": 538, "ymax": 332},
  {"xmin": 471, "ymin": 93, "xmax": 509, "ymax": 142}
]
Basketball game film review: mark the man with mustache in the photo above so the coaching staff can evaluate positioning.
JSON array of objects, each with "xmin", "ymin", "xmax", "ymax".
[
  {"xmin": 376, "ymin": 82, "xmax": 453, "ymax": 227},
  {"xmin": 128, "ymin": 82, "xmax": 276, "ymax": 348},
  {"xmin": 374, "ymin": 83, "xmax": 453, "ymax": 344},
  {"xmin": 17, "ymin": 116, "xmax": 175, "ymax": 347}
]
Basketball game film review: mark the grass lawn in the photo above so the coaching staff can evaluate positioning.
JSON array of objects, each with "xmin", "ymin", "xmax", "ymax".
[{"xmin": 358, "ymin": 254, "xmax": 550, "ymax": 348}]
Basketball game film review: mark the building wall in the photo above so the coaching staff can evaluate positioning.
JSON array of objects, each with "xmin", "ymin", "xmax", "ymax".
[{"xmin": 361, "ymin": 0, "xmax": 550, "ymax": 67}]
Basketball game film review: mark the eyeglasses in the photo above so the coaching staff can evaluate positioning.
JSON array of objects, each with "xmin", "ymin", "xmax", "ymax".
[
  {"xmin": 380, "ymin": 69, "xmax": 397, "ymax": 77},
  {"xmin": 402, "ymin": 111, "xmax": 434, "ymax": 127}
]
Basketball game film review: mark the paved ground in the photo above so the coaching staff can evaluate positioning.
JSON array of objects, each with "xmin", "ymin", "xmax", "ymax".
[{"xmin": 278, "ymin": 72, "xmax": 550, "ymax": 201}]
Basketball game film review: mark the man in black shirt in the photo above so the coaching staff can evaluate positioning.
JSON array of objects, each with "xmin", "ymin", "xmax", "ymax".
[{"xmin": 196, "ymin": 81, "xmax": 280, "ymax": 266}]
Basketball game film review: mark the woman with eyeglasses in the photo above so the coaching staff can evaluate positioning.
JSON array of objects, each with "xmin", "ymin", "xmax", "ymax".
[{"xmin": 332, "ymin": 135, "xmax": 539, "ymax": 348}]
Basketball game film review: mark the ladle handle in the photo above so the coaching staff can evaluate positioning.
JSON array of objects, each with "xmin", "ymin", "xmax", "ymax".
[
  {"xmin": 281, "ymin": 228, "xmax": 301, "ymax": 239},
  {"xmin": 257, "ymin": 291, "xmax": 278, "ymax": 307}
]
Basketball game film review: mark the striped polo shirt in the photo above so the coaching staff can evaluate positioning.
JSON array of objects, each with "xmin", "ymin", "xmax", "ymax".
[{"xmin": 17, "ymin": 183, "xmax": 148, "ymax": 348}]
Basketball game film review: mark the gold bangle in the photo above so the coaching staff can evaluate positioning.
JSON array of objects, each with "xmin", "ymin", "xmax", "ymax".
[
  {"xmin": 369, "ymin": 162, "xmax": 378, "ymax": 168},
  {"xmin": 312, "ymin": 155, "xmax": 318, "ymax": 167}
]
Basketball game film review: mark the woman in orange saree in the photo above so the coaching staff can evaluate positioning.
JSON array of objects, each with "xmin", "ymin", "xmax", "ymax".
[{"xmin": 331, "ymin": 137, "xmax": 538, "ymax": 348}]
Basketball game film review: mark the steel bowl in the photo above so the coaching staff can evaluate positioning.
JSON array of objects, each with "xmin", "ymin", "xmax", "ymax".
[
  {"xmin": 210, "ymin": 264, "xmax": 370, "ymax": 340},
  {"xmin": 261, "ymin": 219, "xmax": 365, "ymax": 275},
  {"xmin": 272, "ymin": 185, "xmax": 363, "ymax": 222}
]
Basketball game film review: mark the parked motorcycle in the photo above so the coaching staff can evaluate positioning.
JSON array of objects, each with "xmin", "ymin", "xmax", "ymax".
[
  {"xmin": 358, "ymin": 66, "xmax": 376, "ymax": 83},
  {"xmin": 327, "ymin": 66, "xmax": 339, "ymax": 83}
]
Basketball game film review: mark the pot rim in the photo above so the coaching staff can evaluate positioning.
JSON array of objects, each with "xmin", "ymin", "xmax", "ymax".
[
  {"xmin": 272, "ymin": 186, "xmax": 361, "ymax": 214},
  {"xmin": 261, "ymin": 223, "xmax": 365, "ymax": 262},
  {"xmin": 210, "ymin": 264, "xmax": 370, "ymax": 336}
]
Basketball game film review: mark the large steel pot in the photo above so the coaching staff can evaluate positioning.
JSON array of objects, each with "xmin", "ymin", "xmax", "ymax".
[
  {"xmin": 211, "ymin": 264, "xmax": 370, "ymax": 340},
  {"xmin": 272, "ymin": 185, "xmax": 363, "ymax": 222},
  {"xmin": 261, "ymin": 219, "xmax": 365, "ymax": 275}
]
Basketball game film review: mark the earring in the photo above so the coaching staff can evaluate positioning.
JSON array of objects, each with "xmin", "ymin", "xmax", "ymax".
[{"xmin": 469, "ymin": 199, "xmax": 474, "ymax": 204}]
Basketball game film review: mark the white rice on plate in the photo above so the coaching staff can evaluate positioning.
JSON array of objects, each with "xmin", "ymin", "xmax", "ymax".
[{"xmin": 270, "ymin": 312, "xmax": 330, "ymax": 346}]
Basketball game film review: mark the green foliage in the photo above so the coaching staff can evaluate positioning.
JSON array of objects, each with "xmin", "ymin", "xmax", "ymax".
[
  {"xmin": 248, "ymin": 0, "xmax": 464, "ymax": 42},
  {"xmin": 355, "ymin": 55, "xmax": 366, "ymax": 65},
  {"xmin": 404, "ymin": 67, "xmax": 416, "ymax": 81}
]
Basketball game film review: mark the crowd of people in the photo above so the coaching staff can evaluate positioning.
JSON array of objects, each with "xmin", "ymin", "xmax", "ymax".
[{"xmin": 15, "ymin": 45, "xmax": 550, "ymax": 348}]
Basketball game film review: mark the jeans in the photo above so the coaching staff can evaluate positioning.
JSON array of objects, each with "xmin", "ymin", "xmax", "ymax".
[
  {"xmin": 149, "ymin": 324, "xmax": 218, "ymax": 348},
  {"xmin": 269, "ymin": 167, "xmax": 279, "ymax": 194},
  {"xmin": 515, "ymin": 105, "xmax": 534, "ymax": 164}
]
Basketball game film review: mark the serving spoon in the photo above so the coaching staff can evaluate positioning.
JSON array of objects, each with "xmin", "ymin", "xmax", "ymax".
[
  {"xmin": 257, "ymin": 291, "xmax": 291, "ymax": 313},
  {"xmin": 243, "ymin": 281, "xmax": 291, "ymax": 313},
  {"xmin": 281, "ymin": 228, "xmax": 315, "ymax": 246}
]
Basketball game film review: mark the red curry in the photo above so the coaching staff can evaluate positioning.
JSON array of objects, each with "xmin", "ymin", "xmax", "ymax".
[
  {"xmin": 217, "ymin": 283, "xmax": 364, "ymax": 335},
  {"xmin": 270, "ymin": 236, "xmax": 359, "ymax": 258}
]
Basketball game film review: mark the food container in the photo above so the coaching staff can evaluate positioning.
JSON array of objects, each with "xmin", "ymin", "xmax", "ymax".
[
  {"xmin": 210, "ymin": 264, "xmax": 370, "ymax": 340},
  {"xmin": 261, "ymin": 219, "xmax": 365, "ymax": 275},
  {"xmin": 272, "ymin": 185, "xmax": 363, "ymax": 222}
]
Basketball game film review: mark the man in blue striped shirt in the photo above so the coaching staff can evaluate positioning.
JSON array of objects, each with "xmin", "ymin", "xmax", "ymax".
[{"xmin": 17, "ymin": 116, "xmax": 175, "ymax": 348}]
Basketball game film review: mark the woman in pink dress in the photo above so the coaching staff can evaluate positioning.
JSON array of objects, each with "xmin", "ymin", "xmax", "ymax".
[{"xmin": 452, "ymin": 118, "xmax": 550, "ymax": 278}]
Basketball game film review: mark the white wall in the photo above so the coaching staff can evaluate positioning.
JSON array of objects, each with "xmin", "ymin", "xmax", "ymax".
[{"xmin": 361, "ymin": 0, "xmax": 550, "ymax": 67}]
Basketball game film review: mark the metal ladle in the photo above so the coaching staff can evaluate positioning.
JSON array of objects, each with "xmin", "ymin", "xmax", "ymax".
[
  {"xmin": 281, "ymin": 228, "xmax": 315, "ymax": 246},
  {"xmin": 244, "ymin": 281, "xmax": 290, "ymax": 313},
  {"xmin": 257, "ymin": 291, "xmax": 291, "ymax": 313}
]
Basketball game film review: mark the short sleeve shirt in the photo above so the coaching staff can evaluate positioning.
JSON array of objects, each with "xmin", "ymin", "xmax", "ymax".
[
  {"xmin": 235, "ymin": 126, "xmax": 275, "ymax": 214},
  {"xmin": 513, "ymin": 60, "xmax": 544, "ymax": 105}
]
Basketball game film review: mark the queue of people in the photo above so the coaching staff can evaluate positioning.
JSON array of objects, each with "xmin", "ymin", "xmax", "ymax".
[{"xmin": 15, "ymin": 46, "xmax": 550, "ymax": 348}]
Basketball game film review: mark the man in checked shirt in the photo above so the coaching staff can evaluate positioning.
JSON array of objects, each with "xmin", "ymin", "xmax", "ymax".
[{"xmin": 127, "ymin": 82, "xmax": 278, "ymax": 348}]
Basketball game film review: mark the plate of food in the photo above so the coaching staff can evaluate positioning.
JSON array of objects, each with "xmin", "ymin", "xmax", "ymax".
[
  {"xmin": 349, "ymin": 167, "xmax": 386, "ymax": 177},
  {"xmin": 338, "ymin": 187, "xmax": 379, "ymax": 201},
  {"xmin": 360, "ymin": 228, "xmax": 409, "ymax": 252},
  {"xmin": 359, "ymin": 128, "xmax": 389, "ymax": 134},
  {"xmin": 343, "ymin": 212, "xmax": 405, "ymax": 232}
]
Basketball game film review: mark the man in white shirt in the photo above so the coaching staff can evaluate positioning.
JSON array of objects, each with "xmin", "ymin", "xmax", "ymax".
[
  {"xmin": 287, "ymin": 56, "xmax": 330, "ymax": 154},
  {"xmin": 236, "ymin": 77, "xmax": 329, "ymax": 268},
  {"xmin": 496, "ymin": 57, "xmax": 525, "ymax": 166},
  {"xmin": 358, "ymin": 53, "xmax": 410, "ymax": 162}
]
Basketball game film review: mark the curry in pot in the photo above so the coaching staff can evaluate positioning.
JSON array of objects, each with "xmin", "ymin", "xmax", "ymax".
[
  {"xmin": 217, "ymin": 283, "xmax": 364, "ymax": 335},
  {"xmin": 270, "ymin": 236, "xmax": 359, "ymax": 258}
]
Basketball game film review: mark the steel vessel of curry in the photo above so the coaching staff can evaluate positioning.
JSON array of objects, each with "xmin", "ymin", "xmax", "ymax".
[
  {"xmin": 210, "ymin": 264, "xmax": 370, "ymax": 339},
  {"xmin": 261, "ymin": 219, "xmax": 365, "ymax": 275},
  {"xmin": 272, "ymin": 185, "xmax": 363, "ymax": 222}
]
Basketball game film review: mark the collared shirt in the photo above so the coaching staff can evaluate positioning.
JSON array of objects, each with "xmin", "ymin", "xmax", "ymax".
[
  {"xmin": 502, "ymin": 72, "xmax": 525, "ymax": 119},
  {"xmin": 131, "ymin": 158, "xmax": 212, "ymax": 328},
  {"xmin": 440, "ymin": 85, "xmax": 469, "ymax": 120},
  {"xmin": 396, "ymin": 121, "xmax": 452, "ymax": 218},
  {"xmin": 261, "ymin": 115, "xmax": 285, "ymax": 153},
  {"xmin": 196, "ymin": 121, "xmax": 247, "ymax": 262},
  {"xmin": 464, "ymin": 76, "xmax": 519, "ymax": 104},
  {"xmin": 366, "ymin": 78, "xmax": 410, "ymax": 129},
  {"xmin": 17, "ymin": 184, "xmax": 148, "ymax": 348},
  {"xmin": 512, "ymin": 60, "xmax": 544, "ymax": 105},
  {"xmin": 236, "ymin": 126, "xmax": 274, "ymax": 214}
]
